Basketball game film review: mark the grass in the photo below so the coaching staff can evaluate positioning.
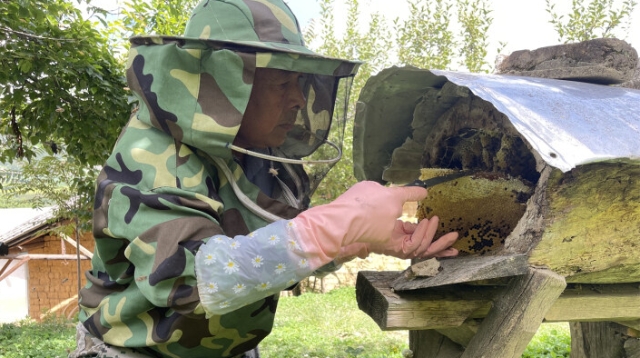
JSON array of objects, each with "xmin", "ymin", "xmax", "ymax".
[
  {"xmin": 261, "ymin": 287, "xmax": 409, "ymax": 357},
  {"xmin": 0, "ymin": 287, "xmax": 571, "ymax": 358},
  {"xmin": 0, "ymin": 316, "xmax": 76, "ymax": 358}
]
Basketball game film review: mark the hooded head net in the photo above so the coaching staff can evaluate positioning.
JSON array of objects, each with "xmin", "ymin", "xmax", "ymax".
[{"xmin": 127, "ymin": 0, "xmax": 359, "ymax": 198}]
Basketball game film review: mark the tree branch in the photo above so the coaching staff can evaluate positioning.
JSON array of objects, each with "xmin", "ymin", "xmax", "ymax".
[{"xmin": 0, "ymin": 26, "xmax": 76, "ymax": 42}]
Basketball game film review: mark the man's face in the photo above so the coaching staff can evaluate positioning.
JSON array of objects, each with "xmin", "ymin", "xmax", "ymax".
[{"xmin": 234, "ymin": 68, "xmax": 307, "ymax": 149}]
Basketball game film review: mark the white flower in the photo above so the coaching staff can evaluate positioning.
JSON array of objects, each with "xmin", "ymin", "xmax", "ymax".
[
  {"xmin": 275, "ymin": 263, "xmax": 286, "ymax": 274},
  {"xmin": 286, "ymin": 221, "xmax": 297, "ymax": 229},
  {"xmin": 213, "ymin": 236, "xmax": 225, "ymax": 244},
  {"xmin": 298, "ymin": 258, "xmax": 309, "ymax": 268},
  {"xmin": 287, "ymin": 279, "xmax": 297, "ymax": 286},
  {"xmin": 203, "ymin": 253, "xmax": 216, "ymax": 265},
  {"xmin": 252, "ymin": 255, "xmax": 264, "ymax": 268},
  {"xmin": 248, "ymin": 232, "xmax": 256, "ymax": 238},
  {"xmin": 233, "ymin": 283, "xmax": 246, "ymax": 293},
  {"xmin": 205, "ymin": 282, "xmax": 219, "ymax": 293},
  {"xmin": 224, "ymin": 260, "xmax": 239, "ymax": 274},
  {"xmin": 287, "ymin": 238, "xmax": 300, "ymax": 251},
  {"xmin": 257, "ymin": 282, "xmax": 272, "ymax": 291},
  {"xmin": 229, "ymin": 240, "xmax": 241, "ymax": 250},
  {"xmin": 220, "ymin": 301, "xmax": 230, "ymax": 309},
  {"xmin": 267, "ymin": 235, "xmax": 281, "ymax": 245}
]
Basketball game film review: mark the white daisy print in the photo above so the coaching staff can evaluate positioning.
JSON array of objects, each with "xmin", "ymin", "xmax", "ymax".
[
  {"xmin": 257, "ymin": 282, "xmax": 272, "ymax": 291},
  {"xmin": 248, "ymin": 232, "xmax": 256, "ymax": 238},
  {"xmin": 224, "ymin": 259, "xmax": 240, "ymax": 274},
  {"xmin": 275, "ymin": 263, "xmax": 286, "ymax": 274},
  {"xmin": 286, "ymin": 221, "xmax": 296, "ymax": 229},
  {"xmin": 252, "ymin": 255, "xmax": 264, "ymax": 268},
  {"xmin": 267, "ymin": 235, "xmax": 281, "ymax": 245},
  {"xmin": 233, "ymin": 283, "xmax": 246, "ymax": 293},
  {"xmin": 220, "ymin": 301, "xmax": 230, "ymax": 309},
  {"xmin": 287, "ymin": 238, "xmax": 300, "ymax": 251},
  {"xmin": 203, "ymin": 253, "xmax": 216, "ymax": 265},
  {"xmin": 213, "ymin": 237, "xmax": 225, "ymax": 244},
  {"xmin": 229, "ymin": 240, "xmax": 241, "ymax": 250},
  {"xmin": 287, "ymin": 279, "xmax": 297, "ymax": 286},
  {"xmin": 205, "ymin": 282, "xmax": 219, "ymax": 293},
  {"xmin": 298, "ymin": 258, "xmax": 309, "ymax": 268}
]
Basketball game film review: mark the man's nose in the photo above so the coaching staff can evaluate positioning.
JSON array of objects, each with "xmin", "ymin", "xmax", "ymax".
[{"xmin": 288, "ymin": 82, "xmax": 307, "ymax": 110}]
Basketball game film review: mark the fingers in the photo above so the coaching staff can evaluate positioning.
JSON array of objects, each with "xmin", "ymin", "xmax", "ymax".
[
  {"xmin": 407, "ymin": 216, "xmax": 440, "ymax": 256},
  {"xmin": 400, "ymin": 218, "xmax": 433, "ymax": 254},
  {"xmin": 421, "ymin": 231, "xmax": 459, "ymax": 258},
  {"xmin": 391, "ymin": 185, "xmax": 428, "ymax": 203}
]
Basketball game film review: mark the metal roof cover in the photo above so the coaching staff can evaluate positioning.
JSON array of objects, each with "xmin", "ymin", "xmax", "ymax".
[{"xmin": 353, "ymin": 66, "xmax": 640, "ymax": 183}]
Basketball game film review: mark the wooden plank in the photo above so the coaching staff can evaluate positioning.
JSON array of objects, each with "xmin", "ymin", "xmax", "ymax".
[
  {"xmin": 460, "ymin": 268, "xmax": 566, "ymax": 358},
  {"xmin": 435, "ymin": 319, "xmax": 481, "ymax": 347},
  {"xmin": 409, "ymin": 330, "xmax": 464, "ymax": 358},
  {"xmin": 545, "ymin": 284, "xmax": 640, "ymax": 322},
  {"xmin": 61, "ymin": 234, "xmax": 93, "ymax": 258},
  {"xmin": 392, "ymin": 254, "xmax": 528, "ymax": 291},
  {"xmin": 357, "ymin": 271, "xmax": 640, "ymax": 331},
  {"xmin": 356, "ymin": 271, "xmax": 494, "ymax": 331},
  {"xmin": 1, "ymin": 254, "xmax": 90, "ymax": 260},
  {"xmin": 570, "ymin": 322, "xmax": 629, "ymax": 358},
  {"xmin": 0, "ymin": 256, "xmax": 30, "ymax": 282}
]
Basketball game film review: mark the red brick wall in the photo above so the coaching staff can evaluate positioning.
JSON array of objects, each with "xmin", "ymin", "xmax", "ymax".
[{"xmin": 15, "ymin": 225, "xmax": 95, "ymax": 320}]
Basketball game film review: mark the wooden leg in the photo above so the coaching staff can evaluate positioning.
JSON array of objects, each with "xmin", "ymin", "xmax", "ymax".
[
  {"xmin": 410, "ymin": 330, "xmax": 464, "ymax": 358},
  {"xmin": 570, "ymin": 321, "xmax": 638, "ymax": 358},
  {"xmin": 460, "ymin": 267, "xmax": 566, "ymax": 358}
]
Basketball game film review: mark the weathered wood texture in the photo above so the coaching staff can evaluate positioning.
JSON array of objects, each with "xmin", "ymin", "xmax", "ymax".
[
  {"xmin": 461, "ymin": 268, "xmax": 566, "ymax": 358},
  {"xmin": 569, "ymin": 322, "xmax": 638, "ymax": 358},
  {"xmin": 392, "ymin": 254, "xmax": 528, "ymax": 291},
  {"xmin": 626, "ymin": 338, "xmax": 640, "ymax": 358},
  {"xmin": 527, "ymin": 162, "xmax": 640, "ymax": 283},
  {"xmin": 409, "ymin": 330, "xmax": 464, "ymax": 358},
  {"xmin": 356, "ymin": 271, "xmax": 640, "ymax": 331}
]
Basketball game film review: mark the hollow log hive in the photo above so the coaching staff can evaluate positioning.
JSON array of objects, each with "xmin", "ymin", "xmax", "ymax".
[
  {"xmin": 352, "ymin": 38, "xmax": 640, "ymax": 357},
  {"xmin": 354, "ymin": 61, "xmax": 640, "ymax": 285}
]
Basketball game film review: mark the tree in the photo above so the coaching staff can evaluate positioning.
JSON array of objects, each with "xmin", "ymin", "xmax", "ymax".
[
  {"xmin": 0, "ymin": 0, "xmax": 130, "ymax": 167},
  {"xmin": 307, "ymin": 0, "xmax": 493, "ymax": 204},
  {"xmin": 546, "ymin": 0, "xmax": 638, "ymax": 43}
]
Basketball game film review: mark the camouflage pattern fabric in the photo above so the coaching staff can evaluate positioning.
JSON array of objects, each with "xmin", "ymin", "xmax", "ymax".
[{"xmin": 76, "ymin": 0, "xmax": 359, "ymax": 357}]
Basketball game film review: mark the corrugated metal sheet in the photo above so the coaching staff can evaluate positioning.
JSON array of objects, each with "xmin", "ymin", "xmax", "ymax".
[{"xmin": 353, "ymin": 67, "xmax": 640, "ymax": 182}]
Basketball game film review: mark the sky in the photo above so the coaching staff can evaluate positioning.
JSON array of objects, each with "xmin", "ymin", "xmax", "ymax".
[
  {"xmin": 85, "ymin": 0, "xmax": 640, "ymax": 70},
  {"xmin": 286, "ymin": 0, "xmax": 640, "ymax": 69}
]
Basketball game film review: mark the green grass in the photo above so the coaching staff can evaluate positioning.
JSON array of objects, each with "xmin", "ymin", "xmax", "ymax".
[
  {"xmin": 260, "ymin": 287, "xmax": 408, "ymax": 357},
  {"xmin": 0, "ymin": 316, "xmax": 76, "ymax": 358},
  {"xmin": 0, "ymin": 287, "xmax": 571, "ymax": 358}
]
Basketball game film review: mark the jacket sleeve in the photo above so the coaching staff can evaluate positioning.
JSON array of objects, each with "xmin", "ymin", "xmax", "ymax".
[{"xmin": 194, "ymin": 219, "xmax": 328, "ymax": 316}]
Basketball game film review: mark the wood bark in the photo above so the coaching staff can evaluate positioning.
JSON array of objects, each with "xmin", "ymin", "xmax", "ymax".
[{"xmin": 461, "ymin": 268, "xmax": 566, "ymax": 358}]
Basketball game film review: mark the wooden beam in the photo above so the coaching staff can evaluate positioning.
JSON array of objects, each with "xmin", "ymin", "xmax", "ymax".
[
  {"xmin": 0, "ymin": 259, "xmax": 13, "ymax": 277},
  {"xmin": 356, "ymin": 271, "xmax": 640, "ymax": 331},
  {"xmin": 460, "ymin": 268, "xmax": 566, "ymax": 358},
  {"xmin": 0, "ymin": 256, "xmax": 30, "ymax": 282},
  {"xmin": 61, "ymin": 234, "xmax": 93, "ymax": 259},
  {"xmin": 356, "ymin": 271, "xmax": 494, "ymax": 331},
  {"xmin": 546, "ymin": 284, "xmax": 640, "ymax": 322},
  {"xmin": 2, "ymin": 254, "xmax": 90, "ymax": 260},
  {"xmin": 392, "ymin": 254, "xmax": 528, "ymax": 291}
]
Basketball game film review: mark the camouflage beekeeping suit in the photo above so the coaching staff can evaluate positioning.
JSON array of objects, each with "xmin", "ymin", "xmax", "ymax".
[{"xmin": 73, "ymin": 1, "xmax": 360, "ymax": 357}]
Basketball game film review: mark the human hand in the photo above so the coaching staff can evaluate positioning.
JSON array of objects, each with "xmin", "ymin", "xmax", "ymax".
[{"xmin": 367, "ymin": 216, "xmax": 459, "ymax": 259}]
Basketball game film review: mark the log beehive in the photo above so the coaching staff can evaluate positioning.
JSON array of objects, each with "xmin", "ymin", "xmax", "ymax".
[{"xmin": 353, "ymin": 66, "xmax": 640, "ymax": 284}]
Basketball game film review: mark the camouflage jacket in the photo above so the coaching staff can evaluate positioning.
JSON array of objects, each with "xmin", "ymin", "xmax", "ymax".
[{"xmin": 77, "ymin": 1, "xmax": 359, "ymax": 357}]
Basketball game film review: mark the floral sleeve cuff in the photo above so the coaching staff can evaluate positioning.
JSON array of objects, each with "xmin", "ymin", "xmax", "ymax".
[{"xmin": 195, "ymin": 219, "xmax": 320, "ymax": 316}]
